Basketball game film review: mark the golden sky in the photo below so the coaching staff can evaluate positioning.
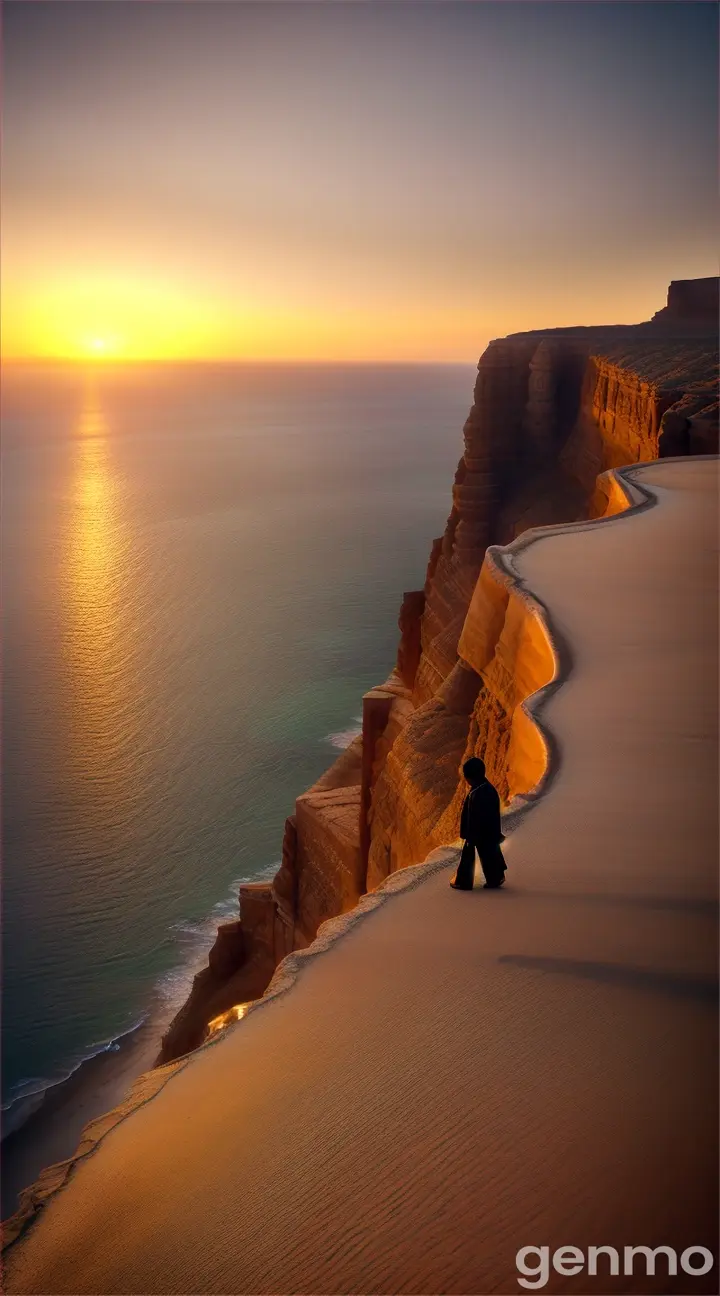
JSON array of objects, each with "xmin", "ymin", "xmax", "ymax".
[{"xmin": 3, "ymin": 2, "xmax": 717, "ymax": 363}]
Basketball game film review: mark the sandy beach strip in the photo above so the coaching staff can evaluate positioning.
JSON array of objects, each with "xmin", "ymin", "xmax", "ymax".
[{"xmin": 4, "ymin": 458, "xmax": 718, "ymax": 1295}]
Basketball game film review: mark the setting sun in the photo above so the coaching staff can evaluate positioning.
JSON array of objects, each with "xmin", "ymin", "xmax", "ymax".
[
  {"xmin": 87, "ymin": 336, "xmax": 119, "ymax": 359},
  {"xmin": 3, "ymin": 3, "xmax": 716, "ymax": 366},
  {"xmin": 1, "ymin": 273, "xmax": 232, "ymax": 363}
]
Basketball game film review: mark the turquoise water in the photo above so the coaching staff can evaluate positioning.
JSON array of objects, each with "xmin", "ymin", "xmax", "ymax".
[{"xmin": 1, "ymin": 361, "xmax": 474, "ymax": 1127}]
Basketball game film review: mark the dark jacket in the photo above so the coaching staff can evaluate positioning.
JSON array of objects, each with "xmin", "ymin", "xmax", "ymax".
[{"xmin": 460, "ymin": 780, "xmax": 503, "ymax": 849}]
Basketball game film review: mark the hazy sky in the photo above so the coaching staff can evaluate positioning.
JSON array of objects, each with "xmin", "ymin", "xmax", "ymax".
[{"xmin": 3, "ymin": 1, "xmax": 718, "ymax": 361}]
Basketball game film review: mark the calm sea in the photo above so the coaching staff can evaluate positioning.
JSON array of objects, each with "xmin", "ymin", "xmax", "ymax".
[{"xmin": 1, "ymin": 361, "xmax": 475, "ymax": 1136}]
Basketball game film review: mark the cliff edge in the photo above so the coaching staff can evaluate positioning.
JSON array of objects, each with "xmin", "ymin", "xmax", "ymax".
[
  {"xmin": 5, "ymin": 456, "xmax": 717, "ymax": 1292},
  {"xmin": 157, "ymin": 278, "xmax": 719, "ymax": 1064}
]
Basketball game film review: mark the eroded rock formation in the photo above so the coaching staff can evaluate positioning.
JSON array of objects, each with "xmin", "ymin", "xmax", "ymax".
[
  {"xmin": 651, "ymin": 275, "xmax": 719, "ymax": 325},
  {"xmin": 157, "ymin": 278, "xmax": 719, "ymax": 1065}
]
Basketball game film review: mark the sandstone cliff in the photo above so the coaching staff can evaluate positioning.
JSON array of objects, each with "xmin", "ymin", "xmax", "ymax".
[{"xmin": 157, "ymin": 278, "xmax": 718, "ymax": 1064}]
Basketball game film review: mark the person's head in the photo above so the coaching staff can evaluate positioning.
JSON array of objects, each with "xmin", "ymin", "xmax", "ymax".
[{"xmin": 463, "ymin": 757, "xmax": 486, "ymax": 786}]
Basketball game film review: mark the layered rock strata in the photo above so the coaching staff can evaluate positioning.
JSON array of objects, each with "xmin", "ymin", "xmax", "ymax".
[{"xmin": 158, "ymin": 279, "xmax": 718, "ymax": 1065}]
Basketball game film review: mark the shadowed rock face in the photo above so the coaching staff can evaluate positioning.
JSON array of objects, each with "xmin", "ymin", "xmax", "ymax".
[
  {"xmin": 158, "ymin": 278, "xmax": 719, "ymax": 1065},
  {"xmin": 652, "ymin": 276, "xmax": 719, "ymax": 325}
]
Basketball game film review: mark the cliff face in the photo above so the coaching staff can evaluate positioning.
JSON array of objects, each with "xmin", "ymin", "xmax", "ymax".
[
  {"xmin": 157, "ymin": 279, "xmax": 719, "ymax": 1064},
  {"xmin": 651, "ymin": 275, "xmax": 719, "ymax": 325}
]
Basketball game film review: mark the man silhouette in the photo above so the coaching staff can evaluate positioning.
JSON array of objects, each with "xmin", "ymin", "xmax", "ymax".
[{"xmin": 450, "ymin": 757, "xmax": 506, "ymax": 890}]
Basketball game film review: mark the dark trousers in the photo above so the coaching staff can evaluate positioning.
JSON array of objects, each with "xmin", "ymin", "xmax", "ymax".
[{"xmin": 453, "ymin": 840, "xmax": 506, "ymax": 889}]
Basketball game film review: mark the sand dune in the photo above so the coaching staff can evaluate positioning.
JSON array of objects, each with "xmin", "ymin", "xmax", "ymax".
[{"xmin": 4, "ymin": 458, "xmax": 718, "ymax": 1295}]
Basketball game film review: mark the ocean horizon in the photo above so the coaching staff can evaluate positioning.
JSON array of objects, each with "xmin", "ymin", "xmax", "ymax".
[{"xmin": 1, "ymin": 361, "xmax": 475, "ymax": 1177}]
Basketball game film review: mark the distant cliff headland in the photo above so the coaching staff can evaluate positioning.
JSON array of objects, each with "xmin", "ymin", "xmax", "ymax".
[{"xmin": 158, "ymin": 277, "xmax": 719, "ymax": 1064}]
